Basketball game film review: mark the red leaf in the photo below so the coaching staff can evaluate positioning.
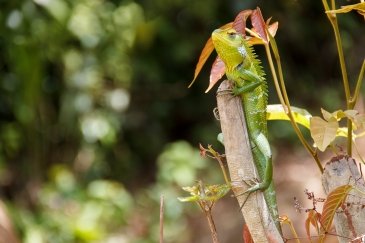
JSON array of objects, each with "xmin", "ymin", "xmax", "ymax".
[
  {"xmin": 189, "ymin": 37, "xmax": 215, "ymax": 88},
  {"xmin": 251, "ymin": 7, "xmax": 268, "ymax": 43},
  {"xmin": 247, "ymin": 21, "xmax": 278, "ymax": 46},
  {"xmin": 242, "ymin": 224, "xmax": 254, "ymax": 243},
  {"xmin": 233, "ymin": 10, "xmax": 253, "ymax": 36},
  {"xmin": 205, "ymin": 57, "xmax": 225, "ymax": 93}
]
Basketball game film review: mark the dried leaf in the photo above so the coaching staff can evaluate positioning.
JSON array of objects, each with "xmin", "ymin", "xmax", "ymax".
[
  {"xmin": 354, "ymin": 114, "xmax": 365, "ymax": 130},
  {"xmin": 319, "ymin": 185, "xmax": 353, "ymax": 239},
  {"xmin": 310, "ymin": 116, "xmax": 338, "ymax": 151},
  {"xmin": 233, "ymin": 10, "xmax": 253, "ymax": 36},
  {"xmin": 189, "ymin": 38, "xmax": 215, "ymax": 88},
  {"xmin": 322, "ymin": 108, "xmax": 359, "ymax": 122},
  {"xmin": 251, "ymin": 7, "xmax": 268, "ymax": 43},
  {"xmin": 321, "ymin": 108, "xmax": 335, "ymax": 122},
  {"xmin": 326, "ymin": 2, "xmax": 365, "ymax": 18},
  {"xmin": 344, "ymin": 110, "xmax": 359, "ymax": 119},
  {"xmin": 205, "ymin": 57, "xmax": 226, "ymax": 93}
]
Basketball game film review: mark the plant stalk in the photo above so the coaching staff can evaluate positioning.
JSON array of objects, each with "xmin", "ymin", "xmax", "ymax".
[{"xmin": 264, "ymin": 41, "xmax": 323, "ymax": 173}]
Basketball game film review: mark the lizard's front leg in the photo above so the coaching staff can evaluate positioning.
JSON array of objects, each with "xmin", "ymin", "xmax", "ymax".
[{"xmin": 232, "ymin": 69, "xmax": 264, "ymax": 95}]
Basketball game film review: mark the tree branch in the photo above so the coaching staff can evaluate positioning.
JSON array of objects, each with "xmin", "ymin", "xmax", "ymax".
[{"xmin": 216, "ymin": 80, "xmax": 283, "ymax": 243}]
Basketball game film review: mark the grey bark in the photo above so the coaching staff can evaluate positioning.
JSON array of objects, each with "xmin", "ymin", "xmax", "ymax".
[{"xmin": 216, "ymin": 80, "xmax": 283, "ymax": 243}]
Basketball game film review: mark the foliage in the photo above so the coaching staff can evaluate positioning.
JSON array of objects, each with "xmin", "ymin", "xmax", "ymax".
[
  {"xmin": 0, "ymin": 0, "xmax": 364, "ymax": 242},
  {"xmin": 187, "ymin": 0, "xmax": 364, "ymax": 242},
  {"xmin": 9, "ymin": 167, "xmax": 133, "ymax": 242}
]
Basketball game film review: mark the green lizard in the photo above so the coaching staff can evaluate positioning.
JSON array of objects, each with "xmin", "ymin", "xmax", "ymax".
[{"xmin": 211, "ymin": 27, "xmax": 280, "ymax": 229}]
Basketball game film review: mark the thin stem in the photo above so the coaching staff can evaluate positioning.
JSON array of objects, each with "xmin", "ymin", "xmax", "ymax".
[
  {"xmin": 347, "ymin": 120, "xmax": 353, "ymax": 156},
  {"xmin": 328, "ymin": 16, "xmax": 351, "ymax": 104},
  {"xmin": 322, "ymin": 0, "xmax": 354, "ymax": 155},
  {"xmin": 208, "ymin": 146, "xmax": 230, "ymax": 185},
  {"xmin": 264, "ymin": 44, "xmax": 286, "ymax": 110},
  {"xmin": 347, "ymin": 60, "xmax": 365, "ymax": 157},
  {"xmin": 265, "ymin": 39, "xmax": 324, "ymax": 173},
  {"xmin": 330, "ymin": 0, "xmax": 336, "ymax": 10},
  {"xmin": 349, "ymin": 59, "xmax": 365, "ymax": 108},
  {"xmin": 203, "ymin": 208, "xmax": 219, "ymax": 243},
  {"xmin": 322, "ymin": 0, "xmax": 330, "ymax": 11}
]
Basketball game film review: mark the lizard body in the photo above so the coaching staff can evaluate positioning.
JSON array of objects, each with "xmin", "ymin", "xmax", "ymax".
[{"xmin": 211, "ymin": 28, "xmax": 279, "ymax": 228}]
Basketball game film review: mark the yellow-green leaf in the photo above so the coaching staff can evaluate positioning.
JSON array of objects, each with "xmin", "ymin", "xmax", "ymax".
[
  {"xmin": 178, "ymin": 183, "xmax": 230, "ymax": 203},
  {"xmin": 267, "ymin": 104, "xmax": 312, "ymax": 129},
  {"xmin": 310, "ymin": 116, "xmax": 338, "ymax": 151}
]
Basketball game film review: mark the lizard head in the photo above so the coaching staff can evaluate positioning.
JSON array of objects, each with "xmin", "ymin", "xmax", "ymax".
[{"xmin": 211, "ymin": 28, "xmax": 246, "ymax": 72}]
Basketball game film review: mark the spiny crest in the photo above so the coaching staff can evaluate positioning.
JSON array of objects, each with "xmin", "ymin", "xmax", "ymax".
[
  {"xmin": 241, "ymin": 39, "xmax": 268, "ymax": 103},
  {"xmin": 242, "ymin": 40, "xmax": 265, "ymax": 80}
]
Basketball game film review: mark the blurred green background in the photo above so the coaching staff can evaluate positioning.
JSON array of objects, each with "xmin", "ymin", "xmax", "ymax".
[{"xmin": 0, "ymin": 0, "xmax": 363, "ymax": 242}]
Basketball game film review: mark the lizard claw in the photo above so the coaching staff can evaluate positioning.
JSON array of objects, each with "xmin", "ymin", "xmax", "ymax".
[{"xmin": 235, "ymin": 178, "xmax": 263, "ymax": 210}]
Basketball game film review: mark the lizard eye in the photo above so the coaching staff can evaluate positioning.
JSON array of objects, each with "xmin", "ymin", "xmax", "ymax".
[{"xmin": 227, "ymin": 31, "xmax": 237, "ymax": 39}]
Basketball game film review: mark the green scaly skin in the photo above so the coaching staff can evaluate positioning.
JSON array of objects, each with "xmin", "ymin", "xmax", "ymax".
[{"xmin": 211, "ymin": 28, "xmax": 280, "ymax": 230}]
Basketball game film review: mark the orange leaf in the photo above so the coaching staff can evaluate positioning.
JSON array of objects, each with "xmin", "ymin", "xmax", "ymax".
[
  {"xmin": 242, "ymin": 224, "xmax": 254, "ymax": 243},
  {"xmin": 189, "ymin": 22, "xmax": 233, "ymax": 88},
  {"xmin": 205, "ymin": 57, "xmax": 225, "ymax": 93},
  {"xmin": 305, "ymin": 209, "xmax": 321, "ymax": 241},
  {"xmin": 233, "ymin": 9, "xmax": 253, "ymax": 36},
  {"xmin": 251, "ymin": 7, "xmax": 268, "ymax": 43},
  {"xmin": 320, "ymin": 185, "xmax": 353, "ymax": 234},
  {"xmin": 189, "ymin": 38, "xmax": 215, "ymax": 88}
]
